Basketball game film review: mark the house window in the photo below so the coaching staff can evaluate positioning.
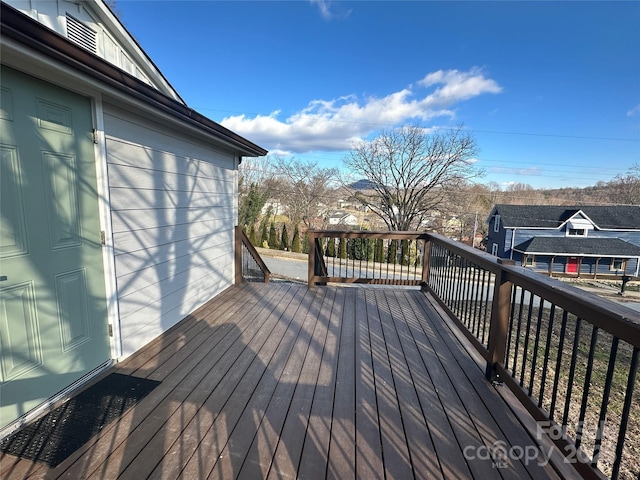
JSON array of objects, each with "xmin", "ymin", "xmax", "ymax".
[
  {"xmin": 568, "ymin": 228, "xmax": 586, "ymax": 236},
  {"xmin": 611, "ymin": 258, "xmax": 626, "ymax": 271},
  {"xmin": 491, "ymin": 243, "xmax": 498, "ymax": 256},
  {"xmin": 524, "ymin": 255, "xmax": 535, "ymax": 267},
  {"xmin": 493, "ymin": 214, "xmax": 500, "ymax": 232}
]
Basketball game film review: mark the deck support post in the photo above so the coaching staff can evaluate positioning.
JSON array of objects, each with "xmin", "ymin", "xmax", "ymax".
[
  {"xmin": 235, "ymin": 225, "xmax": 243, "ymax": 285},
  {"xmin": 485, "ymin": 258, "xmax": 515, "ymax": 382},
  {"xmin": 308, "ymin": 229, "xmax": 316, "ymax": 287},
  {"xmin": 421, "ymin": 236, "xmax": 431, "ymax": 288}
]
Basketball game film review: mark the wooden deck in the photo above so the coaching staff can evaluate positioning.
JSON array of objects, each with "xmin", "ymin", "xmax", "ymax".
[{"xmin": 1, "ymin": 282, "xmax": 575, "ymax": 479}]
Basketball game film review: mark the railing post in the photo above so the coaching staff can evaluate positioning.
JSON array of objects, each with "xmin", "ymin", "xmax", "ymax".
[
  {"xmin": 234, "ymin": 225, "xmax": 243, "ymax": 285},
  {"xmin": 421, "ymin": 235, "xmax": 431, "ymax": 287},
  {"xmin": 308, "ymin": 229, "xmax": 316, "ymax": 287},
  {"xmin": 485, "ymin": 258, "xmax": 515, "ymax": 382}
]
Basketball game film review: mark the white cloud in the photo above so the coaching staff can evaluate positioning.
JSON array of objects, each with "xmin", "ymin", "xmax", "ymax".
[
  {"xmin": 627, "ymin": 104, "xmax": 640, "ymax": 116},
  {"xmin": 309, "ymin": 0, "xmax": 351, "ymax": 20},
  {"xmin": 221, "ymin": 68, "xmax": 502, "ymax": 154},
  {"xmin": 310, "ymin": 0, "xmax": 333, "ymax": 19}
]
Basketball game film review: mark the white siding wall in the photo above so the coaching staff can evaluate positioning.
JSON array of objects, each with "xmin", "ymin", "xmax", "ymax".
[{"xmin": 103, "ymin": 106, "xmax": 237, "ymax": 357}]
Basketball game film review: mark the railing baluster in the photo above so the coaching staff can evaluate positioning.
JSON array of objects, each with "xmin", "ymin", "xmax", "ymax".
[
  {"xmin": 550, "ymin": 310, "xmax": 569, "ymax": 421},
  {"xmin": 481, "ymin": 271, "xmax": 492, "ymax": 346},
  {"xmin": 538, "ymin": 304, "xmax": 557, "ymax": 408},
  {"xmin": 528, "ymin": 297, "xmax": 545, "ymax": 396},
  {"xmin": 592, "ymin": 337, "xmax": 619, "ymax": 468},
  {"xmin": 612, "ymin": 347, "xmax": 639, "ymax": 480},
  {"xmin": 561, "ymin": 317, "xmax": 583, "ymax": 428},
  {"xmin": 511, "ymin": 287, "xmax": 526, "ymax": 376},
  {"xmin": 505, "ymin": 286, "xmax": 518, "ymax": 369},
  {"xmin": 575, "ymin": 324, "xmax": 597, "ymax": 449},
  {"xmin": 519, "ymin": 292, "xmax": 536, "ymax": 387},
  {"xmin": 470, "ymin": 265, "xmax": 480, "ymax": 337}
]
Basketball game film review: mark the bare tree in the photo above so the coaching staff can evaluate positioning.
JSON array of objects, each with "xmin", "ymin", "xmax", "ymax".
[
  {"xmin": 274, "ymin": 157, "xmax": 338, "ymax": 228},
  {"xmin": 608, "ymin": 163, "xmax": 640, "ymax": 205},
  {"xmin": 343, "ymin": 125, "xmax": 482, "ymax": 230}
]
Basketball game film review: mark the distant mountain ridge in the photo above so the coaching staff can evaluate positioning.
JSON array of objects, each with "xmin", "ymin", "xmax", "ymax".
[{"xmin": 348, "ymin": 179, "xmax": 378, "ymax": 190}]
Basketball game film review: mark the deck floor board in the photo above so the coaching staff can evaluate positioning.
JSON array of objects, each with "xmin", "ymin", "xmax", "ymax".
[{"xmin": 0, "ymin": 283, "xmax": 569, "ymax": 480}]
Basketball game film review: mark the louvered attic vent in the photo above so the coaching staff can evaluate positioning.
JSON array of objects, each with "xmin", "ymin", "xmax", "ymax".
[{"xmin": 66, "ymin": 14, "xmax": 97, "ymax": 54}]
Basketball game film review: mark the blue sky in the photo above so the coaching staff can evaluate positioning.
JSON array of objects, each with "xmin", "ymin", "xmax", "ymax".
[{"xmin": 117, "ymin": 1, "xmax": 640, "ymax": 189}]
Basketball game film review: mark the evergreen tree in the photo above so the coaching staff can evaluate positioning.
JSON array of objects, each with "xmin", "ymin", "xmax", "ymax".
[
  {"xmin": 388, "ymin": 239, "xmax": 398, "ymax": 264},
  {"xmin": 374, "ymin": 239, "xmax": 384, "ymax": 263},
  {"xmin": 260, "ymin": 221, "xmax": 268, "ymax": 246},
  {"xmin": 238, "ymin": 182, "xmax": 270, "ymax": 229},
  {"xmin": 401, "ymin": 239, "xmax": 410, "ymax": 266},
  {"xmin": 291, "ymin": 224, "xmax": 301, "ymax": 253},
  {"xmin": 249, "ymin": 224, "xmax": 258, "ymax": 246},
  {"xmin": 339, "ymin": 238, "xmax": 347, "ymax": 259},
  {"xmin": 280, "ymin": 224, "xmax": 290, "ymax": 251},
  {"xmin": 366, "ymin": 239, "xmax": 375, "ymax": 262},
  {"xmin": 302, "ymin": 232, "xmax": 309, "ymax": 254},
  {"xmin": 326, "ymin": 237, "xmax": 335, "ymax": 257},
  {"xmin": 268, "ymin": 222, "xmax": 277, "ymax": 248}
]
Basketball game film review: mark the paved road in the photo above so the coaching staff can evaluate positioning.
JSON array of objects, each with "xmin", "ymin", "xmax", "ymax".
[
  {"xmin": 259, "ymin": 251, "xmax": 640, "ymax": 313},
  {"xmin": 262, "ymin": 256, "xmax": 308, "ymax": 282}
]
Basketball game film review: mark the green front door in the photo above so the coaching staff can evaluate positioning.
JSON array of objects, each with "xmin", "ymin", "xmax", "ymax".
[{"xmin": 0, "ymin": 67, "xmax": 110, "ymax": 429}]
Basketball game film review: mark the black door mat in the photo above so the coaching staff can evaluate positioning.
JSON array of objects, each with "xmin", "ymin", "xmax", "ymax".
[{"xmin": 0, "ymin": 373, "xmax": 160, "ymax": 467}]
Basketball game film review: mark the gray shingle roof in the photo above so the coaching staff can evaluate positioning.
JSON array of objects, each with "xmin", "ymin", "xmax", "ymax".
[
  {"xmin": 513, "ymin": 237, "xmax": 640, "ymax": 256},
  {"xmin": 492, "ymin": 205, "xmax": 640, "ymax": 230}
]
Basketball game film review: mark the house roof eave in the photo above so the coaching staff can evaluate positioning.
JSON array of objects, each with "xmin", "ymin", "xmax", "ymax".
[{"xmin": 0, "ymin": 3, "xmax": 268, "ymax": 158}]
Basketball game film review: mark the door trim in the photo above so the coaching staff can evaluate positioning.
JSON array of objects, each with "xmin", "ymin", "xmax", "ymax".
[{"xmin": 92, "ymin": 94, "xmax": 122, "ymax": 359}]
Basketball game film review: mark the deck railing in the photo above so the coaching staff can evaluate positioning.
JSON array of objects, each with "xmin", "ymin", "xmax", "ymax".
[
  {"xmin": 235, "ymin": 226, "xmax": 270, "ymax": 284},
  {"xmin": 307, "ymin": 230, "xmax": 429, "ymax": 286},
  {"xmin": 308, "ymin": 229, "xmax": 640, "ymax": 480}
]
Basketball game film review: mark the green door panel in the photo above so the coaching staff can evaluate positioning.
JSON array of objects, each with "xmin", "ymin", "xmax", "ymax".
[{"xmin": 0, "ymin": 66, "xmax": 110, "ymax": 428}]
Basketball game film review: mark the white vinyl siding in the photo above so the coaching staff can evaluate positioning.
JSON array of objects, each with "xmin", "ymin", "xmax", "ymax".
[{"xmin": 104, "ymin": 107, "xmax": 237, "ymax": 357}]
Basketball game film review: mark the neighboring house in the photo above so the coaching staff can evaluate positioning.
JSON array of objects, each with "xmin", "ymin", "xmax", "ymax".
[
  {"xmin": 0, "ymin": 0, "xmax": 267, "ymax": 432},
  {"xmin": 260, "ymin": 199, "xmax": 285, "ymax": 216},
  {"xmin": 327, "ymin": 211, "xmax": 359, "ymax": 227},
  {"xmin": 486, "ymin": 205, "xmax": 640, "ymax": 278}
]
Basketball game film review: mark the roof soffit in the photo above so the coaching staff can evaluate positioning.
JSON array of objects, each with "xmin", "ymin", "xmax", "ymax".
[{"xmin": 2, "ymin": 0, "xmax": 183, "ymax": 103}]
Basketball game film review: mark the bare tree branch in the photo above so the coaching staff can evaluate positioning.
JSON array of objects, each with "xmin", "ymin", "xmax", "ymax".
[{"xmin": 343, "ymin": 125, "xmax": 483, "ymax": 230}]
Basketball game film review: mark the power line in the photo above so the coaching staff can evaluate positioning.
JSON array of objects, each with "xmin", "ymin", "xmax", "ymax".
[{"xmin": 196, "ymin": 106, "xmax": 640, "ymax": 143}]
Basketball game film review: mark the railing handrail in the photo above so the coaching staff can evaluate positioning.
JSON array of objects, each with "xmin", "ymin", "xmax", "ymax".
[
  {"xmin": 426, "ymin": 232, "xmax": 640, "ymax": 349},
  {"xmin": 235, "ymin": 225, "xmax": 271, "ymax": 284},
  {"xmin": 307, "ymin": 229, "xmax": 431, "ymax": 239}
]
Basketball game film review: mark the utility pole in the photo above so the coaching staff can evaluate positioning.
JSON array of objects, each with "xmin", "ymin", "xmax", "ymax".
[{"xmin": 472, "ymin": 210, "xmax": 478, "ymax": 248}]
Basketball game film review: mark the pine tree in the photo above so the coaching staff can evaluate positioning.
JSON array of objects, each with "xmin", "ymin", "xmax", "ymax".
[
  {"xmin": 326, "ymin": 237, "xmax": 335, "ymax": 257},
  {"xmin": 388, "ymin": 239, "xmax": 398, "ymax": 264},
  {"xmin": 401, "ymin": 239, "xmax": 410, "ymax": 266},
  {"xmin": 249, "ymin": 224, "xmax": 258, "ymax": 246},
  {"xmin": 280, "ymin": 224, "xmax": 289, "ymax": 251},
  {"xmin": 339, "ymin": 238, "xmax": 347, "ymax": 259},
  {"xmin": 260, "ymin": 221, "xmax": 268, "ymax": 246},
  {"xmin": 291, "ymin": 224, "xmax": 301, "ymax": 253},
  {"xmin": 268, "ymin": 222, "xmax": 277, "ymax": 248},
  {"xmin": 374, "ymin": 239, "xmax": 384, "ymax": 263}
]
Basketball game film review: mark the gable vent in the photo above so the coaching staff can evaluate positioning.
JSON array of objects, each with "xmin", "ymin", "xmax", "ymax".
[{"xmin": 66, "ymin": 14, "xmax": 97, "ymax": 54}]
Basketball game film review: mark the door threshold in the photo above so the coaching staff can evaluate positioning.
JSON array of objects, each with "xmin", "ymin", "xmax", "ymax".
[{"xmin": 0, "ymin": 360, "xmax": 114, "ymax": 441}]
